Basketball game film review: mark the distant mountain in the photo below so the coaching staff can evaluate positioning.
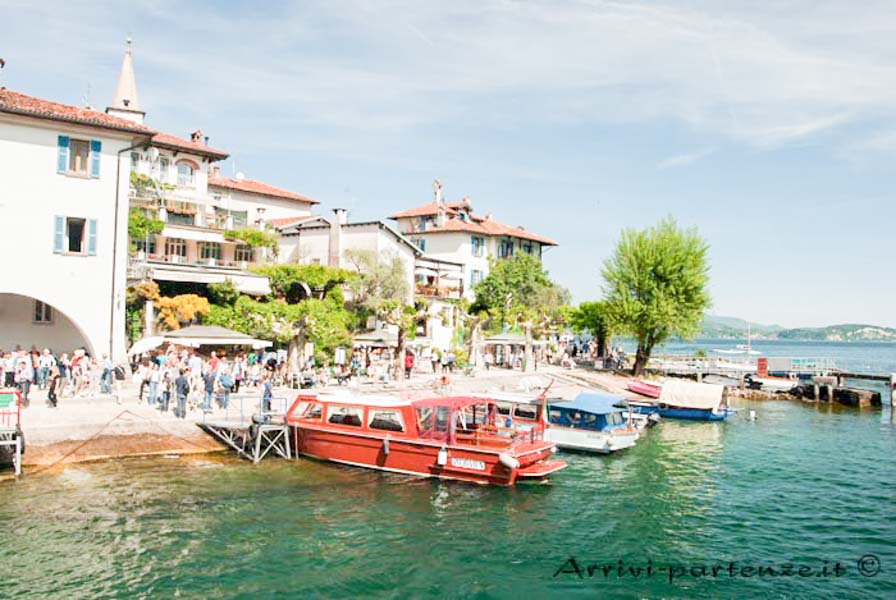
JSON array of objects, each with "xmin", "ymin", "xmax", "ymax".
[
  {"xmin": 698, "ymin": 316, "xmax": 896, "ymax": 342},
  {"xmin": 776, "ymin": 324, "xmax": 896, "ymax": 342},
  {"xmin": 699, "ymin": 315, "xmax": 783, "ymax": 339}
]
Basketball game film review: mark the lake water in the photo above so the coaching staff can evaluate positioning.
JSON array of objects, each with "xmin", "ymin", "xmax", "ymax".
[{"xmin": 2, "ymin": 398, "xmax": 895, "ymax": 598}]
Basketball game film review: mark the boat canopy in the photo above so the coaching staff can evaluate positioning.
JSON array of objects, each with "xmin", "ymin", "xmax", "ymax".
[
  {"xmin": 659, "ymin": 379, "xmax": 724, "ymax": 410},
  {"xmin": 551, "ymin": 392, "xmax": 627, "ymax": 415},
  {"xmin": 411, "ymin": 396, "xmax": 492, "ymax": 411}
]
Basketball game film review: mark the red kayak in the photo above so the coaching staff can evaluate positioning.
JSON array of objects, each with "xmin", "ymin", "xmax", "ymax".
[{"xmin": 627, "ymin": 380, "xmax": 662, "ymax": 399}]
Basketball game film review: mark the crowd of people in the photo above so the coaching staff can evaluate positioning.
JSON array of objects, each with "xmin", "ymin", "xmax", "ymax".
[{"xmin": 1, "ymin": 347, "xmax": 117, "ymax": 407}]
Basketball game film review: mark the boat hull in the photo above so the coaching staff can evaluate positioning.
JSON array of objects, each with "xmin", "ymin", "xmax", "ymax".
[
  {"xmin": 627, "ymin": 381, "xmax": 662, "ymax": 399},
  {"xmin": 631, "ymin": 405, "xmax": 731, "ymax": 421},
  {"xmin": 292, "ymin": 424, "xmax": 564, "ymax": 486},
  {"xmin": 544, "ymin": 426, "xmax": 638, "ymax": 454}
]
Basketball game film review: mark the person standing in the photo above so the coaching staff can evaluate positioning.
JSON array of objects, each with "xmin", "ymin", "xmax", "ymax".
[
  {"xmin": 202, "ymin": 368, "xmax": 215, "ymax": 413},
  {"xmin": 148, "ymin": 363, "xmax": 160, "ymax": 406},
  {"xmin": 431, "ymin": 349, "xmax": 440, "ymax": 374},
  {"xmin": 37, "ymin": 349, "xmax": 54, "ymax": 390},
  {"xmin": 261, "ymin": 375, "xmax": 273, "ymax": 413},
  {"xmin": 404, "ymin": 351, "xmax": 414, "ymax": 380},
  {"xmin": 16, "ymin": 356, "xmax": 34, "ymax": 406},
  {"xmin": 174, "ymin": 369, "xmax": 189, "ymax": 419},
  {"xmin": 218, "ymin": 368, "xmax": 233, "ymax": 409},
  {"xmin": 46, "ymin": 364, "xmax": 60, "ymax": 407},
  {"xmin": 159, "ymin": 369, "xmax": 172, "ymax": 412}
]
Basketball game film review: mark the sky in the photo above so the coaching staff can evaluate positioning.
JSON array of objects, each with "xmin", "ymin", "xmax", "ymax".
[{"xmin": 2, "ymin": 0, "xmax": 895, "ymax": 328}]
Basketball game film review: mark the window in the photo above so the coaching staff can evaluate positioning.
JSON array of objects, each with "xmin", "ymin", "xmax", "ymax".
[
  {"xmin": 417, "ymin": 216, "xmax": 427, "ymax": 231},
  {"xmin": 471, "ymin": 236, "xmax": 485, "ymax": 257},
  {"xmin": 302, "ymin": 403, "xmax": 323, "ymax": 419},
  {"xmin": 199, "ymin": 242, "xmax": 221, "ymax": 260},
  {"xmin": 327, "ymin": 405, "xmax": 364, "ymax": 426},
  {"xmin": 234, "ymin": 244, "xmax": 254, "ymax": 262},
  {"xmin": 69, "ymin": 139, "xmax": 90, "ymax": 175},
  {"xmin": 413, "ymin": 238, "xmax": 426, "ymax": 252},
  {"xmin": 416, "ymin": 406, "xmax": 433, "ymax": 431},
  {"xmin": 470, "ymin": 269, "xmax": 484, "ymax": 287},
  {"xmin": 53, "ymin": 216, "xmax": 96, "ymax": 255},
  {"xmin": 368, "ymin": 409, "xmax": 405, "ymax": 432},
  {"xmin": 498, "ymin": 240, "xmax": 515, "ymax": 258},
  {"xmin": 165, "ymin": 238, "xmax": 187, "ymax": 257},
  {"xmin": 167, "ymin": 212, "xmax": 195, "ymax": 226},
  {"xmin": 514, "ymin": 404, "xmax": 539, "ymax": 420},
  {"xmin": 135, "ymin": 237, "xmax": 156, "ymax": 254},
  {"xmin": 66, "ymin": 218, "xmax": 86, "ymax": 253},
  {"xmin": 159, "ymin": 157, "xmax": 170, "ymax": 183},
  {"xmin": 34, "ymin": 301, "xmax": 53, "ymax": 324},
  {"xmin": 214, "ymin": 207, "xmax": 249, "ymax": 228},
  {"xmin": 130, "ymin": 152, "xmax": 139, "ymax": 171},
  {"xmin": 177, "ymin": 162, "xmax": 195, "ymax": 186}
]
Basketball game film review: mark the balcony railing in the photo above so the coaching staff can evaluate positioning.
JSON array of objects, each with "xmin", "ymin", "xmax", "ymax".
[
  {"xmin": 415, "ymin": 284, "xmax": 463, "ymax": 299},
  {"xmin": 130, "ymin": 252, "xmax": 254, "ymax": 271}
]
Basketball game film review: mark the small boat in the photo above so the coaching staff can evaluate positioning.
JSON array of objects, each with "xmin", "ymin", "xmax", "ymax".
[
  {"xmin": 746, "ymin": 375, "xmax": 798, "ymax": 393},
  {"xmin": 285, "ymin": 392, "xmax": 566, "ymax": 486},
  {"xmin": 627, "ymin": 380, "xmax": 662, "ymax": 399},
  {"xmin": 480, "ymin": 391, "xmax": 641, "ymax": 454},
  {"xmin": 629, "ymin": 379, "xmax": 734, "ymax": 421}
]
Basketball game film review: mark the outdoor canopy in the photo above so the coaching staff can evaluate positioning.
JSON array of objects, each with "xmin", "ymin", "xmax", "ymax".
[{"xmin": 128, "ymin": 325, "xmax": 272, "ymax": 355}]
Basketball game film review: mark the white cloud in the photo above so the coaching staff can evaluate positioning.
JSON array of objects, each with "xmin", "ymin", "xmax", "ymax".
[{"xmin": 657, "ymin": 148, "xmax": 715, "ymax": 169}]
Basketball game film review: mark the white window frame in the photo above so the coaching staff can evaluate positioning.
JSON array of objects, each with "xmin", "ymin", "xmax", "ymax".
[
  {"xmin": 326, "ymin": 404, "xmax": 364, "ymax": 427},
  {"xmin": 367, "ymin": 409, "xmax": 406, "ymax": 432},
  {"xmin": 65, "ymin": 217, "xmax": 87, "ymax": 254}
]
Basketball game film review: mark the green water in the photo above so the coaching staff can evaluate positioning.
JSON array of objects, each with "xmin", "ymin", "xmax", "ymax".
[{"xmin": 2, "ymin": 400, "xmax": 895, "ymax": 599}]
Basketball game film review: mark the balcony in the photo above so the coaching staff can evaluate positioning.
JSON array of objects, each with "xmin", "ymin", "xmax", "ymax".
[{"xmin": 127, "ymin": 253, "xmax": 270, "ymax": 295}]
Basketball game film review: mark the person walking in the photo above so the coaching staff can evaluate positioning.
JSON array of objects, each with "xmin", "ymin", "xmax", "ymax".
[
  {"xmin": 261, "ymin": 375, "xmax": 273, "ymax": 414},
  {"xmin": 174, "ymin": 369, "xmax": 189, "ymax": 419},
  {"xmin": 37, "ymin": 349, "xmax": 54, "ymax": 390},
  {"xmin": 431, "ymin": 349, "xmax": 440, "ymax": 374},
  {"xmin": 218, "ymin": 368, "xmax": 233, "ymax": 409},
  {"xmin": 148, "ymin": 363, "xmax": 160, "ymax": 407},
  {"xmin": 159, "ymin": 369, "xmax": 172, "ymax": 412},
  {"xmin": 46, "ymin": 364, "xmax": 60, "ymax": 407},
  {"xmin": 404, "ymin": 351, "xmax": 414, "ymax": 380},
  {"xmin": 16, "ymin": 356, "xmax": 34, "ymax": 407}
]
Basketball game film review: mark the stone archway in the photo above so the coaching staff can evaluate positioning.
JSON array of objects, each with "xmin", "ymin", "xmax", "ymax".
[{"xmin": 0, "ymin": 293, "xmax": 95, "ymax": 356}]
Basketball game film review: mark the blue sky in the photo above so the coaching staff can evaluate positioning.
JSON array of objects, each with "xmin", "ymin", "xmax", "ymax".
[{"xmin": 3, "ymin": 0, "xmax": 895, "ymax": 327}]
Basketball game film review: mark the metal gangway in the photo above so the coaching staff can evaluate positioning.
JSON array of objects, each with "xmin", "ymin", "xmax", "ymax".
[
  {"xmin": 0, "ymin": 389, "xmax": 24, "ymax": 476},
  {"xmin": 197, "ymin": 395, "xmax": 294, "ymax": 464}
]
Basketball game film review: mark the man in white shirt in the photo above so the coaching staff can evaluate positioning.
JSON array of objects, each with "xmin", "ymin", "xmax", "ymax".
[{"xmin": 38, "ymin": 348, "xmax": 55, "ymax": 389}]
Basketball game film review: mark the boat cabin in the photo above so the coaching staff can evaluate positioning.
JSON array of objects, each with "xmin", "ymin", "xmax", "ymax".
[{"xmin": 547, "ymin": 393, "xmax": 631, "ymax": 432}]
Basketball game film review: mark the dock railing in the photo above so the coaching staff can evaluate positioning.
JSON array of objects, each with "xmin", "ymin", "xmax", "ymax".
[{"xmin": 201, "ymin": 394, "xmax": 290, "ymax": 426}]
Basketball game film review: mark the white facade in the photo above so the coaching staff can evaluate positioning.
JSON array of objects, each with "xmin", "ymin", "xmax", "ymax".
[{"xmin": 0, "ymin": 112, "xmax": 144, "ymax": 361}]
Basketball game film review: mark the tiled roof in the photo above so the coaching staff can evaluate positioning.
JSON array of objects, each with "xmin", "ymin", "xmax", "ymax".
[
  {"xmin": 268, "ymin": 215, "xmax": 320, "ymax": 228},
  {"xmin": 151, "ymin": 132, "xmax": 229, "ymax": 160},
  {"xmin": 389, "ymin": 202, "xmax": 462, "ymax": 219},
  {"xmin": 417, "ymin": 217, "xmax": 557, "ymax": 245},
  {"xmin": 0, "ymin": 89, "xmax": 153, "ymax": 134},
  {"xmin": 209, "ymin": 175, "xmax": 319, "ymax": 204}
]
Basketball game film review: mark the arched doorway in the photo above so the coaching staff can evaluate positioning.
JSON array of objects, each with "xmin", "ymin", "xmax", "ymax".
[{"xmin": 0, "ymin": 293, "xmax": 95, "ymax": 356}]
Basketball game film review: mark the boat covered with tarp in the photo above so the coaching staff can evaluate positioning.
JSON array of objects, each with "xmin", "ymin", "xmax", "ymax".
[{"xmin": 629, "ymin": 379, "xmax": 733, "ymax": 421}]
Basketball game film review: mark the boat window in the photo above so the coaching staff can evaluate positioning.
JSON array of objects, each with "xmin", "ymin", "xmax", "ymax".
[
  {"xmin": 607, "ymin": 412, "xmax": 624, "ymax": 426},
  {"xmin": 303, "ymin": 403, "xmax": 323, "ymax": 420},
  {"xmin": 582, "ymin": 413, "xmax": 598, "ymax": 428},
  {"xmin": 547, "ymin": 409, "xmax": 564, "ymax": 425},
  {"xmin": 514, "ymin": 404, "xmax": 538, "ymax": 420},
  {"xmin": 496, "ymin": 402, "xmax": 511, "ymax": 416},
  {"xmin": 435, "ymin": 406, "xmax": 450, "ymax": 432},
  {"xmin": 327, "ymin": 405, "xmax": 364, "ymax": 427},
  {"xmin": 416, "ymin": 407, "xmax": 433, "ymax": 431},
  {"xmin": 369, "ymin": 409, "xmax": 405, "ymax": 432}
]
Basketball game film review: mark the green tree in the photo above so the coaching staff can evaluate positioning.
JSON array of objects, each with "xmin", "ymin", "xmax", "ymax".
[
  {"xmin": 472, "ymin": 253, "xmax": 570, "ymax": 371},
  {"xmin": 569, "ymin": 301, "xmax": 612, "ymax": 360},
  {"xmin": 343, "ymin": 249, "xmax": 420, "ymax": 378},
  {"xmin": 602, "ymin": 217, "xmax": 710, "ymax": 375},
  {"xmin": 127, "ymin": 209, "xmax": 164, "ymax": 250},
  {"xmin": 250, "ymin": 264, "xmax": 351, "ymax": 303}
]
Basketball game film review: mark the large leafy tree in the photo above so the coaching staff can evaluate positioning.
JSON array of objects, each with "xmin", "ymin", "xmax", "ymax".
[
  {"xmin": 343, "ymin": 249, "xmax": 423, "ymax": 378},
  {"xmin": 569, "ymin": 301, "xmax": 612, "ymax": 360},
  {"xmin": 250, "ymin": 264, "xmax": 351, "ymax": 303},
  {"xmin": 602, "ymin": 217, "xmax": 710, "ymax": 375},
  {"xmin": 472, "ymin": 253, "xmax": 570, "ymax": 371}
]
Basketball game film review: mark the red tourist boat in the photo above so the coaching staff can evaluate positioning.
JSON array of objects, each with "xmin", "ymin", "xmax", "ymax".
[{"xmin": 284, "ymin": 392, "xmax": 567, "ymax": 486}]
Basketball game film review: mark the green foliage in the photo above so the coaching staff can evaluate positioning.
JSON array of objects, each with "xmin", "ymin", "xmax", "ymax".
[
  {"xmin": 207, "ymin": 279, "xmax": 241, "ymax": 306},
  {"xmin": 203, "ymin": 293, "xmax": 351, "ymax": 356},
  {"xmin": 128, "ymin": 209, "xmax": 165, "ymax": 242},
  {"xmin": 130, "ymin": 171, "xmax": 174, "ymax": 195},
  {"xmin": 125, "ymin": 305, "xmax": 144, "ymax": 344},
  {"xmin": 224, "ymin": 228, "xmax": 279, "ymax": 255},
  {"xmin": 602, "ymin": 217, "xmax": 711, "ymax": 373},
  {"xmin": 250, "ymin": 264, "xmax": 351, "ymax": 303},
  {"xmin": 472, "ymin": 253, "xmax": 570, "ymax": 335},
  {"xmin": 344, "ymin": 249, "xmax": 411, "ymax": 327},
  {"xmin": 569, "ymin": 301, "xmax": 612, "ymax": 357}
]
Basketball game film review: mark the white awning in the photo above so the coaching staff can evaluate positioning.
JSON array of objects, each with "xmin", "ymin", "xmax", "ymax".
[
  {"xmin": 127, "ymin": 336, "xmax": 165, "ymax": 356},
  {"xmin": 415, "ymin": 267, "xmax": 439, "ymax": 277},
  {"xmin": 148, "ymin": 264, "xmax": 271, "ymax": 295},
  {"xmin": 439, "ymin": 271, "xmax": 464, "ymax": 280},
  {"xmin": 161, "ymin": 225, "xmax": 225, "ymax": 243}
]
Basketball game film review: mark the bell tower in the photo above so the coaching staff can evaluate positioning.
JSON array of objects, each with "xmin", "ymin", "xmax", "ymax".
[{"xmin": 105, "ymin": 37, "xmax": 145, "ymax": 124}]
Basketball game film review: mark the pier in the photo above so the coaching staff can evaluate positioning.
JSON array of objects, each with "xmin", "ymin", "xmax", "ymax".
[{"xmin": 197, "ymin": 396, "xmax": 294, "ymax": 464}]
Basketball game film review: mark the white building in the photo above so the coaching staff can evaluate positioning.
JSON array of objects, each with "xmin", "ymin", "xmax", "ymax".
[
  {"xmin": 0, "ymin": 88, "xmax": 152, "ymax": 360},
  {"xmin": 389, "ymin": 183, "xmax": 558, "ymax": 301}
]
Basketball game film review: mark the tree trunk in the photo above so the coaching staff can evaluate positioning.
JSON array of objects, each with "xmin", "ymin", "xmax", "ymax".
[
  {"xmin": 467, "ymin": 318, "xmax": 482, "ymax": 366},
  {"xmin": 287, "ymin": 333, "xmax": 303, "ymax": 375},
  {"xmin": 596, "ymin": 331, "xmax": 608, "ymax": 359},
  {"xmin": 523, "ymin": 322, "xmax": 534, "ymax": 373},
  {"xmin": 394, "ymin": 326, "xmax": 406, "ymax": 381},
  {"xmin": 631, "ymin": 340, "xmax": 652, "ymax": 376}
]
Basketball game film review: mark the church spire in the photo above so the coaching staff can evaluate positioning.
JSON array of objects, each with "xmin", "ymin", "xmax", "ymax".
[{"xmin": 106, "ymin": 37, "xmax": 145, "ymax": 124}]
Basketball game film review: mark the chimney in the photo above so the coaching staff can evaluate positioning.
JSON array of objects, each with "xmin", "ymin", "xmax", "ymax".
[
  {"xmin": 328, "ymin": 208, "xmax": 347, "ymax": 267},
  {"xmin": 484, "ymin": 212, "xmax": 492, "ymax": 221},
  {"xmin": 204, "ymin": 136, "xmax": 209, "ymax": 146},
  {"xmin": 436, "ymin": 207, "xmax": 446, "ymax": 228},
  {"xmin": 210, "ymin": 166, "xmax": 221, "ymax": 178},
  {"xmin": 190, "ymin": 129, "xmax": 202, "ymax": 143}
]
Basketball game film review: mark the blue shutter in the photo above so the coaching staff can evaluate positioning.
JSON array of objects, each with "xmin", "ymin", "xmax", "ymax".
[
  {"xmin": 89, "ymin": 140, "xmax": 101, "ymax": 178},
  {"xmin": 57, "ymin": 136, "xmax": 69, "ymax": 174},
  {"xmin": 53, "ymin": 216, "xmax": 64, "ymax": 253},
  {"xmin": 87, "ymin": 219, "xmax": 97, "ymax": 255}
]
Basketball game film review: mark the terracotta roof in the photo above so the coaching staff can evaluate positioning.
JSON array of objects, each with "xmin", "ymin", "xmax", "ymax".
[
  {"xmin": 389, "ymin": 202, "xmax": 463, "ymax": 219},
  {"xmin": 0, "ymin": 89, "xmax": 153, "ymax": 135},
  {"xmin": 151, "ymin": 132, "xmax": 228, "ymax": 160},
  {"xmin": 395, "ymin": 208, "xmax": 558, "ymax": 246},
  {"xmin": 479, "ymin": 218, "xmax": 558, "ymax": 246},
  {"xmin": 268, "ymin": 215, "xmax": 320, "ymax": 228},
  {"xmin": 208, "ymin": 175, "xmax": 319, "ymax": 204}
]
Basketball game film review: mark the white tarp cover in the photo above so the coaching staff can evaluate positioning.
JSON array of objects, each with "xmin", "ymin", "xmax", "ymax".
[{"xmin": 659, "ymin": 379, "xmax": 724, "ymax": 410}]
